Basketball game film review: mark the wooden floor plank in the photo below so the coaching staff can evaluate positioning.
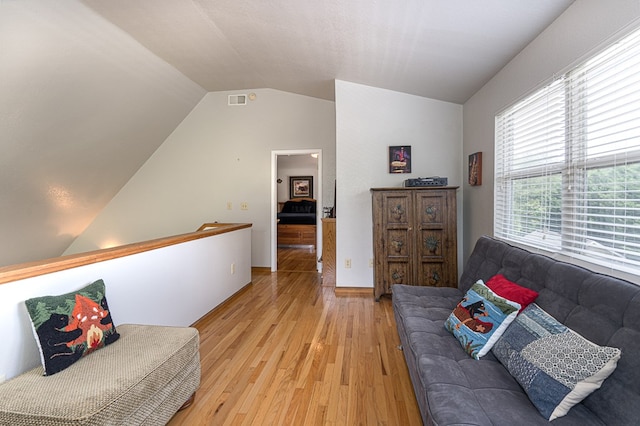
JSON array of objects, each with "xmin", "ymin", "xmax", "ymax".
[{"xmin": 168, "ymin": 248, "xmax": 421, "ymax": 425}]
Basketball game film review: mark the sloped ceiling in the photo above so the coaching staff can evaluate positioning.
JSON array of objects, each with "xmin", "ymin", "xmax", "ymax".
[
  {"xmin": 82, "ymin": 0, "xmax": 574, "ymax": 103},
  {"xmin": 0, "ymin": 1, "xmax": 205, "ymax": 267},
  {"xmin": 1, "ymin": 0, "xmax": 573, "ymax": 268}
]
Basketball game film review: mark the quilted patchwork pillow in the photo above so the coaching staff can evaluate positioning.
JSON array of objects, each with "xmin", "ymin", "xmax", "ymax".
[
  {"xmin": 444, "ymin": 280, "xmax": 521, "ymax": 359},
  {"xmin": 492, "ymin": 303, "xmax": 621, "ymax": 421},
  {"xmin": 25, "ymin": 279, "xmax": 120, "ymax": 376}
]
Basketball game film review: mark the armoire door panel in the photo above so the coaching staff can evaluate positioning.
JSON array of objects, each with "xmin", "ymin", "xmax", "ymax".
[
  {"xmin": 418, "ymin": 229, "xmax": 445, "ymax": 259},
  {"xmin": 415, "ymin": 192, "xmax": 446, "ymax": 229},
  {"xmin": 385, "ymin": 229, "xmax": 411, "ymax": 259},
  {"xmin": 382, "ymin": 193, "xmax": 412, "ymax": 227},
  {"xmin": 418, "ymin": 262, "xmax": 446, "ymax": 287}
]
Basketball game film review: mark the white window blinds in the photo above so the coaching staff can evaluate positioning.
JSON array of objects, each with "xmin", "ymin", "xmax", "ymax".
[{"xmin": 495, "ymin": 26, "xmax": 640, "ymax": 274}]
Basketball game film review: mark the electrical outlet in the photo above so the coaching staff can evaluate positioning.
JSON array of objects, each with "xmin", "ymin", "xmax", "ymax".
[
  {"xmin": 231, "ymin": 263, "xmax": 235, "ymax": 275},
  {"xmin": 345, "ymin": 258, "xmax": 352, "ymax": 268},
  {"xmin": 226, "ymin": 202, "xmax": 232, "ymax": 210},
  {"xmin": 369, "ymin": 258, "xmax": 373, "ymax": 267},
  {"xmin": 0, "ymin": 373, "xmax": 5, "ymax": 384},
  {"xmin": 240, "ymin": 202, "xmax": 248, "ymax": 210}
]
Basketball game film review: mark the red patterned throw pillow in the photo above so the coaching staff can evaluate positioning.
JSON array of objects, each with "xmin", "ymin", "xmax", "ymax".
[{"xmin": 25, "ymin": 279, "xmax": 120, "ymax": 375}]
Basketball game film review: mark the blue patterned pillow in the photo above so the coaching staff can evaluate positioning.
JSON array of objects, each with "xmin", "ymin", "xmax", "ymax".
[
  {"xmin": 492, "ymin": 303, "xmax": 621, "ymax": 420},
  {"xmin": 445, "ymin": 280, "xmax": 521, "ymax": 359}
]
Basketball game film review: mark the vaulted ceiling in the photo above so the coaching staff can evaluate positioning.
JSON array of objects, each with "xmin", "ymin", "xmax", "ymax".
[
  {"xmin": 0, "ymin": 0, "xmax": 574, "ymax": 268},
  {"xmin": 83, "ymin": 0, "xmax": 574, "ymax": 103}
]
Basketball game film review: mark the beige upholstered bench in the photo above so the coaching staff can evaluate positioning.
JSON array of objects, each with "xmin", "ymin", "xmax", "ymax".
[{"xmin": 0, "ymin": 324, "xmax": 200, "ymax": 426}]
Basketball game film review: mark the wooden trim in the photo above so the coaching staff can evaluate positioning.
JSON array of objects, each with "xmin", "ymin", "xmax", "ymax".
[
  {"xmin": 334, "ymin": 287, "xmax": 374, "ymax": 297},
  {"xmin": 370, "ymin": 186, "xmax": 459, "ymax": 191},
  {"xmin": 197, "ymin": 222, "xmax": 247, "ymax": 231},
  {"xmin": 0, "ymin": 223, "xmax": 252, "ymax": 285},
  {"xmin": 321, "ymin": 218, "xmax": 336, "ymax": 287}
]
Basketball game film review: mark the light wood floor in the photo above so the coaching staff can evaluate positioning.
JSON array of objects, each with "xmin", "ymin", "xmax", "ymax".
[
  {"xmin": 168, "ymin": 249, "xmax": 422, "ymax": 425},
  {"xmin": 277, "ymin": 246, "xmax": 318, "ymax": 272}
]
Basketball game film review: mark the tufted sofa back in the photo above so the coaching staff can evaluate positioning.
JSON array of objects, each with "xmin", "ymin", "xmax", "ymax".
[
  {"xmin": 460, "ymin": 236, "xmax": 640, "ymax": 425},
  {"xmin": 281, "ymin": 199, "xmax": 316, "ymax": 213}
]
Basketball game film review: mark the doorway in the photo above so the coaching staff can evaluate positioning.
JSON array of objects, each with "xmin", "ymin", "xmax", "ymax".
[{"xmin": 271, "ymin": 149, "xmax": 322, "ymax": 272}]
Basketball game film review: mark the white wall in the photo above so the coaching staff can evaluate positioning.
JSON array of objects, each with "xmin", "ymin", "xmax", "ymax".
[
  {"xmin": 277, "ymin": 155, "xmax": 318, "ymax": 202},
  {"xmin": 65, "ymin": 89, "xmax": 336, "ymax": 267},
  {"xmin": 335, "ymin": 80, "xmax": 463, "ymax": 288},
  {"xmin": 0, "ymin": 228, "xmax": 251, "ymax": 381},
  {"xmin": 463, "ymin": 1, "xmax": 640, "ymax": 259}
]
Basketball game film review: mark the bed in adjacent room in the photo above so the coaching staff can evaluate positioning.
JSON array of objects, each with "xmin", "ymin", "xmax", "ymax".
[{"xmin": 277, "ymin": 198, "xmax": 317, "ymax": 246}]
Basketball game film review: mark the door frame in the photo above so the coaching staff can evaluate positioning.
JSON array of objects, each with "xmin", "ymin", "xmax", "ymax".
[{"xmin": 271, "ymin": 149, "xmax": 323, "ymax": 271}]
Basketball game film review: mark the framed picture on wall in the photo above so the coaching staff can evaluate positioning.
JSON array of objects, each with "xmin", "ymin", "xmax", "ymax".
[
  {"xmin": 290, "ymin": 176, "xmax": 313, "ymax": 198},
  {"xmin": 469, "ymin": 152, "xmax": 482, "ymax": 186},
  {"xmin": 389, "ymin": 146, "xmax": 411, "ymax": 173}
]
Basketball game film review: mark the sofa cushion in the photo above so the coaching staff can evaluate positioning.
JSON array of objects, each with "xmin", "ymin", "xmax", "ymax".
[
  {"xmin": 486, "ymin": 274, "xmax": 539, "ymax": 310},
  {"xmin": 492, "ymin": 303, "xmax": 621, "ymax": 421},
  {"xmin": 393, "ymin": 284, "xmax": 606, "ymax": 425},
  {"xmin": 445, "ymin": 280, "xmax": 521, "ymax": 359},
  {"xmin": 24, "ymin": 279, "xmax": 120, "ymax": 375},
  {"xmin": 458, "ymin": 236, "xmax": 640, "ymax": 425},
  {"xmin": 0, "ymin": 324, "xmax": 200, "ymax": 426}
]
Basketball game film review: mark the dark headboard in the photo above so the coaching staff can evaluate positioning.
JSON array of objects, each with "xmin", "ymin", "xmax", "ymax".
[{"xmin": 281, "ymin": 198, "xmax": 316, "ymax": 214}]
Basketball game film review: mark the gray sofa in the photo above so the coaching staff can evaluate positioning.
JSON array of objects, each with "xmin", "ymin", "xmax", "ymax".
[{"xmin": 393, "ymin": 236, "xmax": 640, "ymax": 425}]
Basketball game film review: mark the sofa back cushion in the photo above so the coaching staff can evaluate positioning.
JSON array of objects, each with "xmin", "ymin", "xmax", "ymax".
[
  {"xmin": 460, "ymin": 236, "xmax": 640, "ymax": 425},
  {"xmin": 281, "ymin": 199, "xmax": 316, "ymax": 214}
]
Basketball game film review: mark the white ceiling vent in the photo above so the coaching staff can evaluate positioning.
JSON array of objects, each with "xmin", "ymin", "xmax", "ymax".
[{"xmin": 228, "ymin": 94, "xmax": 247, "ymax": 106}]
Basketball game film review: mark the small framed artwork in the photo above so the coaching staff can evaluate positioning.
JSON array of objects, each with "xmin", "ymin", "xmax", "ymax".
[
  {"xmin": 290, "ymin": 176, "xmax": 313, "ymax": 198},
  {"xmin": 468, "ymin": 152, "xmax": 482, "ymax": 186},
  {"xmin": 389, "ymin": 146, "xmax": 411, "ymax": 173}
]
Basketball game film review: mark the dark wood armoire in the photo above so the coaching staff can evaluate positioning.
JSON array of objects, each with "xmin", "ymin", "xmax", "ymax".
[{"xmin": 371, "ymin": 187, "xmax": 458, "ymax": 300}]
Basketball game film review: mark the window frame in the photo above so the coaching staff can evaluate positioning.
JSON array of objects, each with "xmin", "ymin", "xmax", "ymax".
[{"xmin": 494, "ymin": 26, "xmax": 640, "ymax": 278}]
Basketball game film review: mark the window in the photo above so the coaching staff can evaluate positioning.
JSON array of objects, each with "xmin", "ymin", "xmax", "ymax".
[{"xmin": 495, "ymin": 26, "xmax": 640, "ymax": 275}]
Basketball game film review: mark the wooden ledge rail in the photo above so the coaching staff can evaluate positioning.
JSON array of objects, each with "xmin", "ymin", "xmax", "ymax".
[{"xmin": 0, "ymin": 223, "xmax": 252, "ymax": 286}]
